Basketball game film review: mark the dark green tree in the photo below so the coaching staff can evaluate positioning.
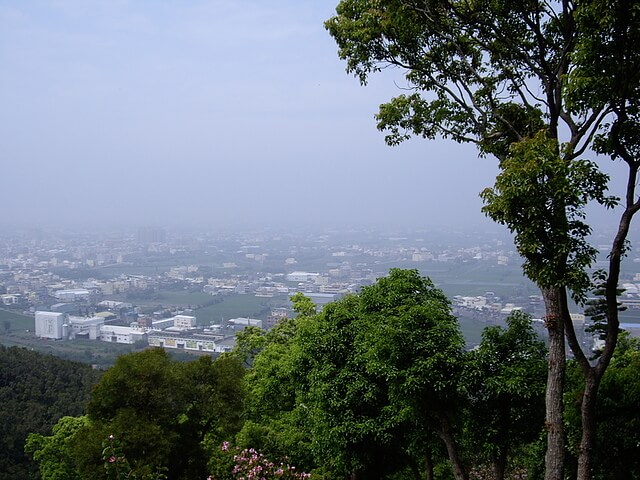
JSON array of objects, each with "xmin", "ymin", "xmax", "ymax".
[
  {"xmin": 298, "ymin": 294, "xmax": 406, "ymax": 479},
  {"xmin": 0, "ymin": 346, "xmax": 98, "ymax": 480},
  {"xmin": 231, "ymin": 326, "xmax": 268, "ymax": 368},
  {"xmin": 297, "ymin": 269, "xmax": 466, "ymax": 479},
  {"xmin": 239, "ymin": 271, "xmax": 553, "ymax": 479},
  {"xmin": 238, "ymin": 271, "xmax": 466, "ymax": 479},
  {"xmin": 72, "ymin": 349, "xmax": 244, "ymax": 480},
  {"xmin": 358, "ymin": 268, "xmax": 467, "ymax": 479},
  {"xmin": 325, "ymin": 2, "xmax": 640, "ymax": 478},
  {"xmin": 464, "ymin": 311, "xmax": 547, "ymax": 480},
  {"xmin": 561, "ymin": 2, "xmax": 640, "ymax": 478}
]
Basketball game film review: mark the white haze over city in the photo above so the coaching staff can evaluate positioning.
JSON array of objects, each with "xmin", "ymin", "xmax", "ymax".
[{"xmin": 0, "ymin": 1, "xmax": 621, "ymax": 233}]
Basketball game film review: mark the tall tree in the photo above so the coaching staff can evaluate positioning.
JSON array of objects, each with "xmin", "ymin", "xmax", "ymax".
[
  {"xmin": 561, "ymin": 2, "xmax": 640, "ymax": 478},
  {"xmin": 464, "ymin": 311, "xmax": 547, "ymax": 480},
  {"xmin": 325, "ymin": 2, "xmax": 640, "ymax": 478},
  {"xmin": 233, "ymin": 296, "xmax": 317, "ymax": 472},
  {"xmin": 239, "ymin": 271, "xmax": 468, "ymax": 479},
  {"xmin": 239, "ymin": 271, "xmax": 551, "ymax": 479},
  {"xmin": 296, "ymin": 269, "xmax": 467, "ymax": 479},
  {"xmin": 355, "ymin": 268, "xmax": 467, "ymax": 480}
]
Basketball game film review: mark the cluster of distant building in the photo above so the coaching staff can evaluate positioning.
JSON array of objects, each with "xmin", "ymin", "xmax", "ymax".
[
  {"xmin": 32, "ymin": 308, "xmax": 271, "ymax": 354},
  {"xmin": 453, "ymin": 290, "xmax": 640, "ymax": 350},
  {"xmin": 5, "ymin": 228, "xmax": 640, "ymax": 359}
]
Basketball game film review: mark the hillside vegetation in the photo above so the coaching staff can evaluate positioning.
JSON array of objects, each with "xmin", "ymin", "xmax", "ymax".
[{"xmin": 0, "ymin": 346, "xmax": 100, "ymax": 479}]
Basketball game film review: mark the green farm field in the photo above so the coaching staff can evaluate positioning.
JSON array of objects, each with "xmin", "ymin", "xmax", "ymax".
[
  {"xmin": 0, "ymin": 309, "xmax": 34, "ymax": 333},
  {"xmin": 195, "ymin": 294, "xmax": 288, "ymax": 324},
  {"xmin": 108, "ymin": 289, "xmax": 287, "ymax": 323}
]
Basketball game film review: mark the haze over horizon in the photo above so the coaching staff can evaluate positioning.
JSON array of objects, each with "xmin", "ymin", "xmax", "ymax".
[{"xmin": 0, "ymin": 1, "xmax": 621, "ymax": 234}]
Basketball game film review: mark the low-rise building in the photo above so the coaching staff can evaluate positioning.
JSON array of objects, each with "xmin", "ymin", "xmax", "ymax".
[
  {"xmin": 147, "ymin": 330, "xmax": 229, "ymax": 353},
  {"xmin": 305, "ymin": 292, "xmax": 342, "ymax": 309},
  {"xmin": 99, "ymin": 325, "xmax": 146, "ymax": 344},
  {"xmin": 54, "ymin": 289, "xmax": 91, "ymax": 302},
  {"xmin": 266, "ymin": 308, "xmax": 289, "ymax": 329},
  {"xmin": 228, "ymin": 317, "xmax": 263, "ymax": 329},
  {"xmin": 1, "ymin": 294, "xmax": 22, "ymax": 305},
  {"xmin": 286, "ymin": 271, "xmax": 320, "ymax": 282},
  {"xmin": 174, "ymin": 315, "xmax": 197, "ymax": 329},
  {"xmin": 152, "ymin": 318, "xmax": 176, "ymax": 330},
  {"xmin": 151, "ymin": 314, "xmax": 197, "ymax": 331},
  {"xmin": 68, "ymin": 315, "xmax": 104, "ymax": 340}
]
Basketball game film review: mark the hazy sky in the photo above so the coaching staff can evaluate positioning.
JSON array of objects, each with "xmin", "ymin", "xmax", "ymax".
[{"xmin": 1, "ymin": 0, "xmax": 501, "ymax": 231}]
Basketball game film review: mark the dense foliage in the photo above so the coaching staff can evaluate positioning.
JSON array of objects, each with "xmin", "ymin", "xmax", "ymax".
[
  {"xmin": 235, "ymin": 270, "xmax": 547, "ymax": 480},
  {"xmin": 0, "ymin": 345, "xmax": 99, "ymax": 480},
  {"xmin": 70, "ymin": 348, "xmax": 245, "ymax": 480}
]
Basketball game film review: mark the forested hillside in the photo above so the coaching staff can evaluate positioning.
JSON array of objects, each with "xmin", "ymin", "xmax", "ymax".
[{"xmin": 0, "ymin": 346, "xmax": 100, "ymax": 479}]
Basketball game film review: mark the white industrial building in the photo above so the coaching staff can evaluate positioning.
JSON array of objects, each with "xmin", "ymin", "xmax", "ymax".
[
  {"xmin": 99, "ymin": 325, "xmax": 146, "ymax": 344},
  {"xmin": 152, "ymin": 318, "xmax": 175, "ymax": 330},
  {"xmin": 286, "ymin": 271, "xmax": 320, "ymax": 282},
  {"xmin": 34, "ymin": 310, "xmax": 149, "ymax": 345},
  {"xmin": 68, "ymin": 315, "xmax": 104, "ymax": 340},
  {"xmin": 151, "ymin": 314, "xmax": 197, "ymax": 331},
  {"xmin": 228, "ymin": 317, "xmax": 263, "ymax": 329},
  {"xmin": 35, "ymin": 311, "xmax": 65, "ymax": 339},
  {"xmin": 54, "ymin": 289, "xmax": 91, "ymax": 302},
  {"xmin": 148, "ymin": 329, "xmax": 229, "ymax": 353},
  {"xmin": 173, "ymin": 315, "xmax": 197, "ymax": 329},
  {"xmin": 306, "ymin": 292, "xmax": 342, "ymax": 308}
]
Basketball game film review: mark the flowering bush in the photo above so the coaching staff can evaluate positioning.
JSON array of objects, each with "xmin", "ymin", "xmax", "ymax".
[
  {"xmin": 210, "ymin": 441, "xmax": 310, "ymax": 479},
  {"xmin": 102, "ymin": 434, "xmax": 132, "ymax": 480}
]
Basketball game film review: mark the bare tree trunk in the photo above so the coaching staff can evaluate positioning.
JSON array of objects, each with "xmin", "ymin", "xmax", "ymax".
[{"xmin": 542, "ymin": 286, "xmax": 567, "ymax": 480}]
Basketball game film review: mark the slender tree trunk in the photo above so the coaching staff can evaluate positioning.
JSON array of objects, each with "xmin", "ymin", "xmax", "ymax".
[
  {"xmin": 574, "ymin": 371, "xmax": 600, "ymax": 480},
  {"xmin": 436, "ymin": 416, "xmax": 468, "ymax": 480},
  {"xmin": 408, "ymin": 456, "xmax": 422, "ymax": 480},
  {"xmin": 577, "ymin": 200, "xmax": 639, "ymax": 479},
  {"xmin": 424, "ymin": 450, "xmax": 435, "ymax": 480},
  {"xmin": 541, "ymin": 286, "xmax": 567, "ymax": 480},
  {"xmin": 492, "ymin": 450, "xmax": 507, "ymax": 480}
]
